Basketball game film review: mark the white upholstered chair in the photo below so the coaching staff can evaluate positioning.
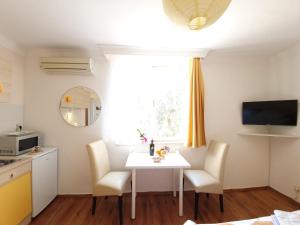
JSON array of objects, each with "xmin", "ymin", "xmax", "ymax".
[
  {"xmin": 183, "ymin": 140, "xmax": 229, "ymax": 220},
  {"xmin": 86, "ymin": 140, "xmax": 131, "ymax": 225}
]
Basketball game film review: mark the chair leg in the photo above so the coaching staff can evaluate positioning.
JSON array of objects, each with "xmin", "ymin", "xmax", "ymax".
[
  {"xmin": 118, "ymin": 196, "xmax": 123, "ymax": 225},
  {"xmin": 92, "ymin": 197, "xmax": 97, "ymax": 215},
  {"xmin": 206, "ymin": 193, "xmax": 209, "ymax": 198},
  {"xmin": 194, "ymin": 192, "xmax": 199, "ymax": 220},
  {"xmin": 219, "ymin": 194, "xmax": 224, "ymax": 212}
]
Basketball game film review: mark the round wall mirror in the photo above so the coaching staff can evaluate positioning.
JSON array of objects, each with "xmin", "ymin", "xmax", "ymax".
[{"xmin": 59, "ymin": 86, "xmax": 101, "ymax": 127}]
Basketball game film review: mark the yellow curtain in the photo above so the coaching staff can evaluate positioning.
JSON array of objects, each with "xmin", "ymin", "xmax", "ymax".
[{"xmin": 186, "ymin": 57, "xmax": 206, "ymax": 148}]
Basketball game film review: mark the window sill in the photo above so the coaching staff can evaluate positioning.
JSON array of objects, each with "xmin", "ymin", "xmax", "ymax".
[
  {"xmin": 153, "ymin": 140, "xmax": 184, "ymax": 144},
  {"xmin": 114, "ymin": 140, "xmax": 184, "ymax": 147}
]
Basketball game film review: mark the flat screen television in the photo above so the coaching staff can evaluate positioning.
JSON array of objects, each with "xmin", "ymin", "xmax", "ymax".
[{"xmin": 242, "ymin": 100, "xmax": 298, "ymax": 126}]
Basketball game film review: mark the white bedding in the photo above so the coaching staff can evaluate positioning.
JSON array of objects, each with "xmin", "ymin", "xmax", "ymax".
[
  {"xmin": 273, "ymin": 210, "xmax": 300, "ymax": 225},
  {"xmin": 184, "ymin": 210, "xmax": 300, "ymax": 225},
  {"xmin": 184, "ymin": 215, "xmax": 273, "ymax": 225}
]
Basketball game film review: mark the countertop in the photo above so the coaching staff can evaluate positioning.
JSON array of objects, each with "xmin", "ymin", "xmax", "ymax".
[
  {"xmin": 0, "ymin": 146, "xmax": 57, "ymax": 174},
  {"xmin": 22, "ymin": 146, "xmax": 57, "ymax": 159}
]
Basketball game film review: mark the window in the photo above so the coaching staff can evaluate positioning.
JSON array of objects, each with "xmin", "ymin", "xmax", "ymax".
[{"xmin": 107, "ymin": 55, "xmax": 189, "ymax": 144}]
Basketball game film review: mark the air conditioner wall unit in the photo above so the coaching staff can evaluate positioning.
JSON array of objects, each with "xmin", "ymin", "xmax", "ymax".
[{"xmin": 40, "ymin": 57, "xmax": 95, "ymax": 75}]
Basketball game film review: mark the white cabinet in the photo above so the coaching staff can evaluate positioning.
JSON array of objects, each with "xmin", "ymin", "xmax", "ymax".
[{"xmin": 31, "ymin": 147, "xmax": 58, "ymax": 217}]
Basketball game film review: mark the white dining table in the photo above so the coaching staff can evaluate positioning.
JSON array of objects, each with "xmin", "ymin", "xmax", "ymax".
[{"xmin": 125, "ymin": 152, "xmax": 191, "ymax": 219}]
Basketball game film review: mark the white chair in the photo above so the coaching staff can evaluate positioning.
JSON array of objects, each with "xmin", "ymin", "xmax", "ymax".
[
  {"xmin": 86, "ymin": 140, "xmax": 131, "ymax": 225},
  {"xmin": 183, "ymin": 140, "xmax": 229, "ymax": 220}
]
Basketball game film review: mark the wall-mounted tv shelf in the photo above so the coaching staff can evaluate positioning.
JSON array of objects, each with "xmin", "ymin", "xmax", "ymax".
[{"xmin": 238, "ymin": 132, "xmax": 300, "ymax": 138}]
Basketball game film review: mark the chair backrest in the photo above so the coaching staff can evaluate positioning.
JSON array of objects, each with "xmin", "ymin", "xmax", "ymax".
[
  {"xmin": 204, "ymin": 140, "xmax": 229, "ymax": 184},
  {"xmin": 86, "ymin": 140, "xmax": 111, "ymax": 186}
]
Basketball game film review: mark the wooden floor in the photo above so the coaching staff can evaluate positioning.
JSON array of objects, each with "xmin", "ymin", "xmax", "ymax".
[{"xmin": 30, "ymin": 187, "xmax": 299, "ymax": 225}]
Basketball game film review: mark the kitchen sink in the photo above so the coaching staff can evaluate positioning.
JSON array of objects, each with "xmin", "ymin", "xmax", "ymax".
[{"xmin": 0, "ymin": 159, "xmax": 20, "ymax": 167}]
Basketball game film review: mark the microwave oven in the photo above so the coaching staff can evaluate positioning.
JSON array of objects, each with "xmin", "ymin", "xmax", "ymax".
[{"xmin": 0, "ymin": 132, "xmax": 41, "ymax": 156}]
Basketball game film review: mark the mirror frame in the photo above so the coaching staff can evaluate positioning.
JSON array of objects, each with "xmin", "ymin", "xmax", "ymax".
[{"xmin": 59, "ymin": 86, "xmax": 101, "ymax": 127}]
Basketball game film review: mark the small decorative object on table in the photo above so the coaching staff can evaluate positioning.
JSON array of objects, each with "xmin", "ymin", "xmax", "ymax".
[
  {"xmin": 137, "ymin": 129, "xmax": 148, "ymax": 143},
  {"xmin": 152, "ymin": 156, "xmax": 161, "ymax": 163},
  {"xmin": 155, "ymin": 145, "xmax": 171, "ymax": 160}
]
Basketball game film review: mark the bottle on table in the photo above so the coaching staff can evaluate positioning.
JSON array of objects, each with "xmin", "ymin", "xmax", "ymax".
[{"xmin": 150, "ymin": 139, "xmax": 154, "ymax": 156}]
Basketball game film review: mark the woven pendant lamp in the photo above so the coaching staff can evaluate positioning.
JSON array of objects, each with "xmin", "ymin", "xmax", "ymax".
[{"xmin": 162, "ymin": 0, "xmax": 231, "ymax": 30}]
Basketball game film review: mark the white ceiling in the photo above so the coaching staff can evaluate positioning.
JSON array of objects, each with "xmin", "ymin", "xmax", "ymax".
[{"xmin": 0, "ymin": 0, "xmax": 300, "ymax": 54}]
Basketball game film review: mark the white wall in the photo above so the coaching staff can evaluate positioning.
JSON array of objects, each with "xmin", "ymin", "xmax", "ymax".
[
  {"xmin": 0, "ymin": 45, "xmax": 24, "ymax": 134},
  {"xmin": 203, "ymin": 54, "xmax": 270, "ymax": 189},
  {"xmin": 24, "ymin": 48, "xmax": 109, "ymax": 194},
  {"xmin": 23, "ymin": 49, "xmax": 270, "ymax": 194},
  {"xmin": 268, "ymin": 44, "xmax": 300, "ymax": 202}
]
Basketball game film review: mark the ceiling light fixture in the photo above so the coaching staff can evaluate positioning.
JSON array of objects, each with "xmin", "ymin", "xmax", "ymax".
[{"xmin": 162, "ymin": 0, "xmax": 231, "ymax": 30}]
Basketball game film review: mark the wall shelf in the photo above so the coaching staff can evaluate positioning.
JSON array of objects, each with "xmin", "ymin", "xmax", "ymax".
[{"xmin": 238, "ymin": 132, "xmax": 300, "ymax": 138}]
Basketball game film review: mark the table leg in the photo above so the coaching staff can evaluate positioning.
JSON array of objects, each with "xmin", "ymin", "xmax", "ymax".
[
  {"xmin": 131, "ymin": 169, "xmax": 136, "ymax": 219},
  {"xmin": 179, "ymin": 168, "xmax": 183, "ymax": 216},
  {"xmin": 173, "ymin": 168, "xmax": 176, "ymax": 197}
]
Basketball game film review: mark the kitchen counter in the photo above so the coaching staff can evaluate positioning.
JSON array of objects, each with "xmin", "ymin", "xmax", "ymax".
[
  {"xmin": 0, "ymin": 154, "xmax": 32, "ymax": 225},
  {"xmin": 0, "ymin": 156, "xmax": 31, "ymax": 175},
  {"xmin": 0, "ymin": 146, "xmax": 57, "ymax": 175},
  {"xmin": 23, "ymin": 146, "xmax": 57, "ymax": 159},
  {"xmin": 0, "ymin": 146, "xmax": 58, "ymax": 224}
]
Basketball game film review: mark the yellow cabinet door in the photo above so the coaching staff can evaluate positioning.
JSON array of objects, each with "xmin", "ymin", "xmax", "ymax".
[{"xmin": 0, "ymin": 173, "xmax": 32, "ymax": 225}]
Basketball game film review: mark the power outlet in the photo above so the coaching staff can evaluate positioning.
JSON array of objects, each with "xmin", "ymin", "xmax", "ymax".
[{"xmin": 294, "ymin": 186, "xmax": 300, "ymax": 192}]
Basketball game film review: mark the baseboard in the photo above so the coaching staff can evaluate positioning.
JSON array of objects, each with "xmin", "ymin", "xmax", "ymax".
[
  {"xmin": 58, "ymin": 192, "xmax": 177, "ymax": 198},
  {"xmin": 57, "ymin": 186, "xmax": 300, "ymax": 208},
  {"xmin": 58, "ymin": 194, "xmax": 91, "ymax": 198},
  {"xmin": 18, "ymin": 214, "xmax": 31, "ymax": 225},
  {"xmin": 125, "ymin": 191, "xmax": 178, "ymax": 196},
  {"xmin": 224, "ymin": 186, "xmax": 268, "ymax": 192},
  {"xmin": 224, "ymin": 186, "xmax": 300, "ymax": 207},
  {"xmin": 58, "ymin": 187, "xmax": 269, "ymax": 197},
  {"xmin": 268, "ymin": 186, "xmax": 300, "ymax": 207}
]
